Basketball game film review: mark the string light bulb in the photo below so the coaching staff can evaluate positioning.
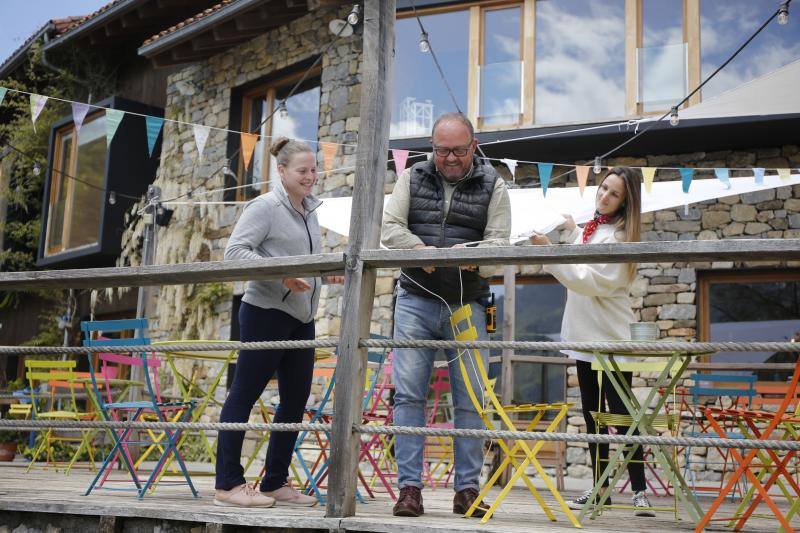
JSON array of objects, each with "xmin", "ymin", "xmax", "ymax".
[
  {"xmin": 593, "ymin": 156, "xmax": 602, "ymax": 174},
  {"xmin": 108, "ymin": 191, "xmax": 117, "ymax": 205},
  {"xmin": 278, "ymin": 101, "xmax": 289, "ymax": 119},
  {"xmin": 778, "ymin": 2, "xmax": 789, "ymax": 25},
  {"xmin": 32, "ymin": 162, "xmax": 41, "ymax": 176},
  {"xmin": 347, "ymin": 4, "xmax": 360, "ymax": 26},
  {"xmin": 419, "ymin": 31, "xmax": 430, "ymax": 53},
  {"xmin": 669, "ymin": 106, "xmax": 680, "ymax": 127}
]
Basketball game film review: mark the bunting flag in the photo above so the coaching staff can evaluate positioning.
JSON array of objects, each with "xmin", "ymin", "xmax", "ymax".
[
  {"xmin": 30, "ymin": 94, "xmax": 48, "ymax": 132},
  {"xmin": 680, "ymin": 167, "xmax": 694, "ymax": 193},
  {"xmin": 575, "ymin": 165, "xmax": 590, "ymax": 196},
  {"xmin": 320, "ymin": 142, "xmax": 337, "ymax": 172},
  {"xmin": 0, "ymin": 87, "xmax": 7, "ymax": 107},
  {"xmin": 193, "ymin": 124, "xmax": 210, "ymax": 160},
  {"xmin": 501, "ymin": 158, "xmax": 518, "ymax": 182},
  {"xmin": 753, "ymin": 167, "xmax": 765, "ymax": 185},
  {"xmin": 642, "ymin": 167, "xmax": 657, "ymax": 194},
  {"xmin": 145, "ymin": 116, "xmax": 164, "ymax": 158},
  {"xmin": 71, "ymin": 102, "xmax": 89, "ymax": 137},
  {"xmin": 105, "ymin": 109, "xmax": 125, "ymax": 148},
  {"xmin": 391, "ymin": 149, "xmax": 410, "ymax": 175},
  {"xmin": 714, "ymin": 168, "xmax": 731, "ymax": 189},
  {"xmin": 778, "ymin": 168, "xmax": 791, "ymax": 182},
  {"xmin": 240, "ymin": 132, "xmax": 259, "ymax": 171},
  {"xmin": 537, "ymin": 162, "xmax": 553, "ymax": 197}
]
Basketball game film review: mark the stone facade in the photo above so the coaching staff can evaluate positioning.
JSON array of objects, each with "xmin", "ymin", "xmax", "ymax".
[{"xmin": 116, "ymin": 7, "xmax": 799, "ymax": 478}]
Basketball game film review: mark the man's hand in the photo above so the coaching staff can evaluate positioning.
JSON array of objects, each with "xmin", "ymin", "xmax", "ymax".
[
  {"xmin": 414, "ymin": 244, "xmax": 437, "ymax": 273},
  {"xmin": 529, "ymin": 233, "xmax": 551, "ymax": 246},
  {"xmin": 452, "ymin": 242, "xmax": 478, "ymax": 271},
  {"xmin": 283, "ymin": 278, "xmax": 312, "ymax": 292}
]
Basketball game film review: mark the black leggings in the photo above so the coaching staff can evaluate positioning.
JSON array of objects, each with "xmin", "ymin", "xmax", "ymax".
[
  {"xmin": 215, "ymin": 302, "xmax": 315, "ymax": 491},
  {"xmin": 575, "ymin": 359, "xmax": 646, "ymax": 492}
]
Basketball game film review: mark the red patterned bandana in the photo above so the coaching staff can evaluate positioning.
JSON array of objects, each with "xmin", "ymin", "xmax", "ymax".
[{"xmin": 582, "ymin": 213, "xmax": 617, "ymax": 243}]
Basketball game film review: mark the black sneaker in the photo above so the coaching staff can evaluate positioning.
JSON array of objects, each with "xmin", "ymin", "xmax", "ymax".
[
  {"xmin": 567, "ymin": 488, "xmax": 612, "ymax": 510},
  {"xmin": 632, "ymin": 490, "xmax": 655, "ymax": 517}
]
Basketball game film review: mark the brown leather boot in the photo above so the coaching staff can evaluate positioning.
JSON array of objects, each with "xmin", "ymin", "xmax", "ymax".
[
  {"xmin": 453, "ymin": 488, "xmax": 490, "ymax": 518},
  {"xmin": 393, "ymin": 486, "xmax": 424, "ymax": 517}
]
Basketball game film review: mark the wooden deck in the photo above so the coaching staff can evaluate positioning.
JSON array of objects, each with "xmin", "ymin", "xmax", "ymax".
[{"xmin": 0, "ymin": 463, "xmax": 794, "ymax": 532}]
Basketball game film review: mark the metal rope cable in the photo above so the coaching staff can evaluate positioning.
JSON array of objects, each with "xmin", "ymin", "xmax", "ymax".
[
  {"xmin": 2, "ymin": 419, "xmax": 799, "ymax": 452},
  {"xmin": 1, "ymin": 339, "xmax": 799, "ymax": 355}
]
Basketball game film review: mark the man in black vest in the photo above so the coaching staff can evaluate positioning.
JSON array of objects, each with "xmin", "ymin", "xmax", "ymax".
[{"xmin": 382, "ymin": 113, "xmax": 510, "ymax": 517}]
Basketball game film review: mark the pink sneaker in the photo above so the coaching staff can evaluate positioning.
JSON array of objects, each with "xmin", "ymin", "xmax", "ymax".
[
  {"xmin": 214, "ymin": 483, "xmax": 276, "ymax": 508},
  {"xmin": 261, "ymin": 484, "xmax": 318, "ymax": 507}
]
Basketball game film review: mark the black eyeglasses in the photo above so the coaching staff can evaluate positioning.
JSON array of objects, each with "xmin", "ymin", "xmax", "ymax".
[{"xmin": 432, "ymin": 144, "xmax": 472, "ymax": 157}]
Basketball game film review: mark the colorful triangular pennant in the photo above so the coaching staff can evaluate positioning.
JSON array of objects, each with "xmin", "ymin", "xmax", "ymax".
[
  {"xmin": 320, "ymin": 142, "xmax": 337, "ymax": 172},
  {"xmin": 679, "ymin": 167, "xmax": 694, "ymax": 193},
  {"xmin": 642, "ymin": 167, "xmax": 656, "ymax": 195},
  {"xmin": 753, "ymin": 167, "xmax": 765, "ymax": 185},
  {"xmin": 501, "ymin": 158, "xmax": 518, "ymax": 183},
  {"xmin": 392, "ymin": 149, "xmax": 410, "ymax": 175},
  {"xmin": 714, "ymin": 168, "xmax": 731, "ymax": 189},
  {"xmin": 105, "ymin": 109, "xmax": 125, "ymax": 148},
  {"xmin": 30, "ymin": 94, "xmax": 48, "ymax": 132},
  {"xmin": 71, "ymin": 102, "xmax": 89, "ymax": 137},
  {"xmin": 575, "ymin": 165, "xmax": 590, "ymax": 196},
  {"xmin": 240, "ymin": 132, "xmax": 259, "ymax": 171},
  {"xmin": 538, "ymin": 162, "xmax": 553, "ymax": 197},
  {"xmin": 0, "ymin": 87, "xmax": 7, "ymax": 107},
  {"xmin": 145, "ymin": 116, "xmax": 164, "ymax": 158},
  {"xmin": 778, "ymin": 168, "xmax": 791, "ymax": 182},
  {"xmin": 193, "ymin": 125, "xmax": 210, "ymax": 160}
]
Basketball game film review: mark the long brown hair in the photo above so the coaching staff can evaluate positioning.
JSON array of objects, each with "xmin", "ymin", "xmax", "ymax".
[{"xmin": 600, "ymin": 166, "xmax": 641, "ymax": 281}]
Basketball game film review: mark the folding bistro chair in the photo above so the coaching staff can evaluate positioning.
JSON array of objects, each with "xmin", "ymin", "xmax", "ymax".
[
  {"xmin": 22, "ymin": 359, "xmax": 96, "ymax": 473},
  {"xmin": 449, "ymin": 304, "xmax": 580, "ymax": 527},
  {"xmin": 696, "ymin": 360, "xmax": 800, "ymax": 533},
  {"xmin": 81, "ymin": 319, "xmax": 197, "ymax": 498}
]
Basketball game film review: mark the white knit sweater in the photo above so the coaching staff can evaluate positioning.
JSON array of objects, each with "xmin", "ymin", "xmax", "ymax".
[{"xmin": 543, "ymin": 223, "xmax": 634, "ymax": 362}]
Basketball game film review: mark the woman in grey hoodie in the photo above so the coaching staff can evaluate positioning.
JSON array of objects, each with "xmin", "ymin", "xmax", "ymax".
[{"xmin": 214, "ymin": 137, "xmax": 337, "ymax": 508}]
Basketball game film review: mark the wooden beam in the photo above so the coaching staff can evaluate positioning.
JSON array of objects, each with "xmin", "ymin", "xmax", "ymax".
[
  {"xmin": 361, "ymin": 239, "xmax": 800, "ymax": 268},
  {"xmin": 685, "ymin": 0, "xmax": 701, "ymax": 106},
  {"xmin": 0, "ymin": 254, "xmax": 345, "ymax": 291},
  {"xmin": 522, "ymin": 0, "xmax": 535, "ymax": 125},
  {"xmin": 500, "ymin": 265, "xmax": 515, "ymax": 406},
  {"xmin": 467, "ymin": 6, "xmax": 480, "ymax": 125},
  {"xmin": 327, "ymin": 0, "xmax": 394, "ymax": 519},
  {"xmin": 625, "ymin": 0, "xmax": 639, "ymax": 116}
]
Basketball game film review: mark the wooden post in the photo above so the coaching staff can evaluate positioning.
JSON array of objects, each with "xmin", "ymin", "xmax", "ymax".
[
  {"xmin": 499, "ymin": 265, "xmax": 516, "ymax": 484},
  {"xmin": 327, "ymin": 0, "xmax": 394, "ymax": 518}
]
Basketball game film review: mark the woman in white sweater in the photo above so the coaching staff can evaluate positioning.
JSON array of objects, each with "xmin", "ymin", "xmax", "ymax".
[{"xmin": 529, "ymin": 167, "xmax": 654, "ymax": 516}]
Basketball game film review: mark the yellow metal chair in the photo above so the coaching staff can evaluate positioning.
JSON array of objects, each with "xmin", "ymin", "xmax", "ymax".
[
  {"xmin": 449, "ymin": 304, "xmax": 581, "ymax": 527},
  {"xmin": 23, "ymin": 359, "xmax": 96, "ymax": 473}
]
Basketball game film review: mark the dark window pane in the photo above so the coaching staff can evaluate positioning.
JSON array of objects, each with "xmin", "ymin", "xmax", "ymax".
[
  {"xmin": 243, "ymin": 97, "xmax": 266, "ymax": 200},
  {"xmin": 700, "ymin": 0, "xmax": 800, "ymax": 100},
  {"xmin": 708, "ymin": 279, "xmax": 800, "ymax": 381},
  {"xmin": 69, "ymin": 116, "xmax": 106, "ymax": 249},
  {"xmin": 535, "ymin": 0, "xmax": 626, "ymax": 124},
  {"xmin": 271, "ymin": 85, "xmax": 321, "ymax": 187},
  {"xmin": 391, "ymin": 11, "xmax": 469, "ymax": 137},
  {"xmin": 47, "ymin": 132, "xmax": 73, "ymax": 251}
]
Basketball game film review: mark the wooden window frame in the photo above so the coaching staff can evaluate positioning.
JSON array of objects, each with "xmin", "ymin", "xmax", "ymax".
[
  {"xmin": 238, "ymin": 68, "xmax": 321, "ymax": 201},
  {"xmin": 44, "ymin": 111, "xmax": 105, "ymax": 256}
]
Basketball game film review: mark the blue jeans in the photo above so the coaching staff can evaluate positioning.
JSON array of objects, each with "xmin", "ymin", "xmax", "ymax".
[{"xmin": 392, "ymin": 286, "xmax": 488, "ymax": 492}]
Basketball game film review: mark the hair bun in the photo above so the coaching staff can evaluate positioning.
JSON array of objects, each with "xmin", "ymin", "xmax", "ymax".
[{"xmin": 270, "ymin": 137, "xmax": 291, "ymax": 156}]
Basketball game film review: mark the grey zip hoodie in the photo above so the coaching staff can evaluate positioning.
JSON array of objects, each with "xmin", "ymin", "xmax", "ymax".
[{"xmin": 224, "ymin": 181, "xmax": 322, "ymax": 323}]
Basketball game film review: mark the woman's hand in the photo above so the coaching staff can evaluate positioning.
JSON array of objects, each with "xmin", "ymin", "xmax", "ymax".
[
  {"xmin": 326, "ymin": 276, "xmax": 345, "ymax": 284},
  {"xmin": 529, "ymin": 233, "xmax": 551, "ymax": 246},
  {"xmin": 561, "ymin": 214, "xmax": 577, "ymax": 231},
  {"xmin": 283, "ymin": 277, "xmax": 312, "ymax": 292}
]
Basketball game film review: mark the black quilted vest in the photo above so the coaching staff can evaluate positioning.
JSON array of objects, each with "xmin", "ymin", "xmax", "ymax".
[{"xmin": 399, "ymin": 158, "xmax": 497, "ymax": 304}]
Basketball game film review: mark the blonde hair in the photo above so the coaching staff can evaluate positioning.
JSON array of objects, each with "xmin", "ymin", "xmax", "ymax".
[
  {"xmin": 600, "ymin": 166, "xmax": 642, "ymax": 281},
  {"xmin": 269, "ymin": 136, "xmax": 313, "ymax": 168}
]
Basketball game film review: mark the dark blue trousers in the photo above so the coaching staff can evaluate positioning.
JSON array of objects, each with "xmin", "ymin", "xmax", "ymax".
[{"xmin": 215, "ymin": 302, "xmax": 315, "ymax": 491}]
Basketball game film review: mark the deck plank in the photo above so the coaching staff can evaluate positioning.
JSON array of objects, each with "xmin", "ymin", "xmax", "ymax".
[{"xmin": 0, "ymin": 463, "xmax": 791, "ymax": 531}]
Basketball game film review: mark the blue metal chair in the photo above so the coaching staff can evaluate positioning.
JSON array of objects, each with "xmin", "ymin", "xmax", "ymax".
[
  {"xmin": 81, "ymin": 318, "xmax": 198, "ymax": 498},
  {"xmin": 682, "ymin": 373, "xmax": 757, "ymax": 500}
]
